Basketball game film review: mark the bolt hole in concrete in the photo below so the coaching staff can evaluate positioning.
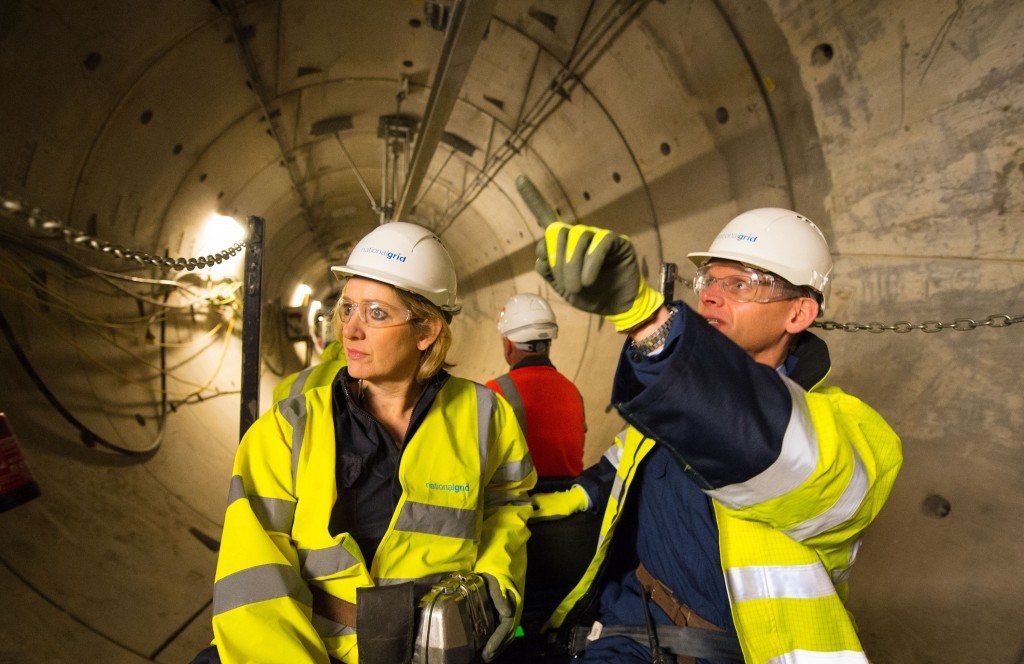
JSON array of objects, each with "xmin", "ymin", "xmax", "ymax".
[
  {"xmin": 82, "ymin": 51, "xmax": 102, "ymax": 71},
  {"xmin": 811, "ymin": 43, "xmax": 834, "ymax": 65},
  {"xmin": 921, "ymin": 493, "xmax": 951, "ymax": 518}
]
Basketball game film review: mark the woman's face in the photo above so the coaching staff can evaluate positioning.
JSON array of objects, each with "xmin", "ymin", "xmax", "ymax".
[{"xmin": 340, "ymin": 278, "xmax": 439, "ymax": 384}]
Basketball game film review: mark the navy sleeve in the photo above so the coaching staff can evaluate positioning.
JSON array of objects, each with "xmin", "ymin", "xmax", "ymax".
[
  {"xmin": 612, "ymin": 302, "xmax": 794, "ymax": 489},
  {"xmin": 573, "ymin": 456, "xmax": 618, "ymax": 514}
]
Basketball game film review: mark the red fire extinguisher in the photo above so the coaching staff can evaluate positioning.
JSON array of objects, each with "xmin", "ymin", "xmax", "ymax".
[{"xmin": 0, "ymin": 412, "xmax": 41, "ymax": 513}]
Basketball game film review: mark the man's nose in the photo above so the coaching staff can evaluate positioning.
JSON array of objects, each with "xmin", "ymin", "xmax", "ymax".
[{"xmin": 698, "ymin": 279, "xmax": 725, "ymax": 303}]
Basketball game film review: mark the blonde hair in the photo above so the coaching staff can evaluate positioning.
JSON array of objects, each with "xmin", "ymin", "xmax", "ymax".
[{"xmin": 332, "ymin": 282, "xmax": 454, "ymax": 383}]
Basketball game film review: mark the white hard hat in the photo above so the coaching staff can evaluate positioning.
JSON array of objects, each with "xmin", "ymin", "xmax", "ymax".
[
  {"xmin": 497, "ymin": 293, "xmax": 558, "ymax": 343},
  {"xmin": 687, "ymin": 207, "xmax": 833, "ymax": 312},
  {"xmin": 331, "ymin": 221, "xmax": 461, "ymax": 315}
]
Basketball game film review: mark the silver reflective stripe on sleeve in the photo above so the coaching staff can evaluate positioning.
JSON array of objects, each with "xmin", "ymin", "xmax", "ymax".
[
  {"xmin": 830, "ymin": 538, "xmax": 861, "ymax": 586},
  {"xmin": 226, "ymin": 475, "xmax": 295, "ymax": 533},
  {"xmin": 476, "ymin": 383, "xmax": 492, "ymax": 478},
  {"xmin": 227, "ymin": 474, "xmax": 246, "ymax": 505},
  {"xmin": 707, "ymin": 377, "xmax": 818, "ymax": 509},
  {"xmin": 395, "ymin": 501, "xmax": 476, "ymax": 539},
  {"xmin": 604, "ymin": 431, "xmax": 627, "ymax": 469},
  {"xmin": 596, "ymin": 452, "xmax": 632, "ymax": 550},
  {"xmin": 494, "ymin": 373, "xmax": 526, "ymax": 434},
  {"xmin": 288, "ymin": 366, "xmax": 316, "ymax": 400},
  {"xmin": 478, "ymin": 382, "xmax": 532, "ymax": 508},
  {"xmin": 830, "ymin": 566, "xmax": 852, "ymax": 585},
  {"xmin": 491, "ymin": 457, "xmax": 535, "ymax": 483},
  {"xmin": 610, "ymin": 473, "xmax": 625, "ymax": 505},
  {"xmin": 279, "ymin": 395, "xmax": 308, "ymax": 496},
  {"xmin": 765, "ymin": 650, "xmax": 869, "ymax": 664},
  {"xmin": 784, "ymin": 446, "xmax": 869, "ymax": 541},
  {"xmin": 476, "ymin": 382, "xmax": 535, "ymax": 484},
  {"xmin": 299, "ymin": 544, "xmax": 362, "ymax": 578},
  {"xmin": 726, "ymin": 562, "xmax": 836, "ymax": 602},
  {"xmin": 213, "ymin": 563, "xmax": 312, "ymax": 616}
]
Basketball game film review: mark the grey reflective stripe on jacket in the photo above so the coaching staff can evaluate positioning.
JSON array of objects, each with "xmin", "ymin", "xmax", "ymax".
[
  {"xmin": 479, "ymin": 382, "xmax": 534, "ymax": 505},
  {"xmin": 278, "ymin": 394, "xmax": 308, "ymax": 496},
  {"xmin": 287, "ymin": 365, "xmax": 317, "ymax": 400},
  {"xmin": 213, "ymin": 563, "xmax": 311, "ymax": 616},
  {"xmin": 226, "ymin": 475, "xmax": 296, "ymax": 533},
  {"xmin": 495, "ymin": 373, "xmax": 526, "ymax": 434}
]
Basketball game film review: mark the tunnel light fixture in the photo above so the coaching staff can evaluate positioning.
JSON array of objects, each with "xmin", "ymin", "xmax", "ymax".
[
  {"xmin": 290, "ymin": 283, "xmax": 312, "ymax": 307},
  {"xmin": 199, "ymin": 212, "xmax": 245, "ymax": 280},
  {"xmin": 308, "ymin": 300, "xmax": 324, "ymax": 345}
]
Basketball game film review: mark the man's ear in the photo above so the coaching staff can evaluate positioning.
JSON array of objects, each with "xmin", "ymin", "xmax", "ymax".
[
  {"xmin": 785, "ymin": 297, "xmax": 819, "ymax": 334},
  {"xmin": 501, "ymin": 337, "xmax": 515, "ymax": 362}
]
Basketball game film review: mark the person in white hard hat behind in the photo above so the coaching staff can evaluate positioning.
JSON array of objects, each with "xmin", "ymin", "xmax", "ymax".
[
  {"xmin": 487, "ymin": 293, "xmax": 586, "ymax": 488},
  {"xmin": 531, "ymin": 209, "xmax": 903, "ymax": 664},
  {"xmin": 204, "ymin": 222, "xmax": 536, "ymax": 664}
]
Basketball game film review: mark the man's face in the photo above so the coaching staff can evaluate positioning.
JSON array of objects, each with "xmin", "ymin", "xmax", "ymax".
[{"xmin": 694, "ymin": 262, "xmax": 813, "ymax": 366}]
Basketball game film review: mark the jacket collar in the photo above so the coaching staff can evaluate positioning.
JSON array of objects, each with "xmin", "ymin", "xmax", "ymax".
[{"xmin": 785, "ymin": 330, "xmax": 831, "ymax": 391}]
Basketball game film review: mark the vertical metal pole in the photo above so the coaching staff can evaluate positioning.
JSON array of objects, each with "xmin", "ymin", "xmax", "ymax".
[
  {"xmin": 659, "ymin": 262, "xmax": 678, "ymax": 301},
  {"xmin": 239, "ymin": 216, "xmax": 264, "ymax": 440}
]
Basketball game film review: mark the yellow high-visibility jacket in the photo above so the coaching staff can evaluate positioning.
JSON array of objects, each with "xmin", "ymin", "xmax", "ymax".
[
  {"xmin": 212, "ymin": 375, "xmax": 536, "ymax": 663},
  {"xmin": 547, "ymin": 310, "xmax": 902, "ymax": 664}
]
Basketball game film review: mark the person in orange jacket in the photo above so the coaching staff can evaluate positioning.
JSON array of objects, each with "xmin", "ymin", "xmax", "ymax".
[{"xmin": 487, "ymin": 293, "xmax": 586, "ymax": 489}]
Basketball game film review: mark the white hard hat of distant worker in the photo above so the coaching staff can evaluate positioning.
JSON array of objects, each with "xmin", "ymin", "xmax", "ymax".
[
  {"xmin": 687, "ymin": 207, "xmax": 833, "ymax": 313},
  {"xmin": 331, "ymin": 221, "xmax": 462, "ymax": 317},
  {"xmin": 497, "ymin": 293, "xmax": 558, "ymax": 343}
]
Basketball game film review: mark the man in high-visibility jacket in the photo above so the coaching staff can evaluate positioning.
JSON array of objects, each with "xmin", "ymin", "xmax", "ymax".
[
  {"xmin": 532, "ymin": 209, "xmax": 902, "ymax": 663},
  {"xmin": 486, "ymin": 293, "xmax": 586, "ymax": 486}
]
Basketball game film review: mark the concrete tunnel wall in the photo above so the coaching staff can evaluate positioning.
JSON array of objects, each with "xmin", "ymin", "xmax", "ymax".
[{"xmin": 0, "ymin": 1, "xmax": 1022, "ymax": 662}]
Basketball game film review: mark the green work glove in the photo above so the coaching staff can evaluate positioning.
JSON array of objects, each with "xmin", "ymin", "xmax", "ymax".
[
  {"xmin": 530, "ymin": 485, "xmax": 590, "ymax": 522},
  {"xmin": 480, "ymin": 573, "xmax": 516, "ymax": 662},
  {"xmin": 535, "ymin": 221, "xmax": 664, "ymax": 332}
]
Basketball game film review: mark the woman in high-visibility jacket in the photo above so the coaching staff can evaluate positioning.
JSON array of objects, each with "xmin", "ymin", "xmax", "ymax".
[
  {"xmin": 533, "ymin": 211, "xmax": 903, "ymax": 663},
  {"xmin": 206, "ymin": 223, "xmax": 536, "ymax": 664}
]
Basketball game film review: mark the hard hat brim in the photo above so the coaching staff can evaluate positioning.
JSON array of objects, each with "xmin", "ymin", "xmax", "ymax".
[{"xmin": 331, "ymin": 264, "xmax": 462, "ymax": 313}]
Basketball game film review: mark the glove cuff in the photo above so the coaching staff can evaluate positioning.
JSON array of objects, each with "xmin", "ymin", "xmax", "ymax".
[
  {"xmin": 604, "ymin": 281, "xmax": 665, "ymax": 332},
  {"xmin": 567, "ymin": 484, "xmax": 590, "ymax": 512}
]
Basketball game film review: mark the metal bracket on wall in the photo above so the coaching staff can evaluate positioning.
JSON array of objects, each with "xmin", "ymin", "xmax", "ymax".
[{"xmin": 239, "ymin": 216, "xmax": 264, "ymax": 440}]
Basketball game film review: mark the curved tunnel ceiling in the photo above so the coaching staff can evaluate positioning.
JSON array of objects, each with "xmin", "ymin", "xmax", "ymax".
[{"xmin": 1, "ymin": 1, "xmax": 1022, "ymax": 662}]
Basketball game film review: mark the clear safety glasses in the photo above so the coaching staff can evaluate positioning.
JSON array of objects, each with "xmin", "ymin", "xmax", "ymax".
[
  {"xmin": 340, "ymin": 299, "xmax": 416, "ymax": 328},
  {"xmin": 693, "ymin": 264, "xmax": 805, "ymax": 303}
]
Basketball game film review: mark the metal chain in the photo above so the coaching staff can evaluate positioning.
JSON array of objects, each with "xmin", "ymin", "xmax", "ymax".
[
  {"xmin": 668, "ymin": 271, "xmax": 1022, "ymax": 334},
  {"xmin": 812, "ymin": 315, "xmax": 1024, "ymax": 333},
  {"xmin": 6, "ymin": 190, "xmax": 1021, "ymax": 330},
  {"xmin": 2, "ymin": 190, "xmax": 246, "ymax": 271}
]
